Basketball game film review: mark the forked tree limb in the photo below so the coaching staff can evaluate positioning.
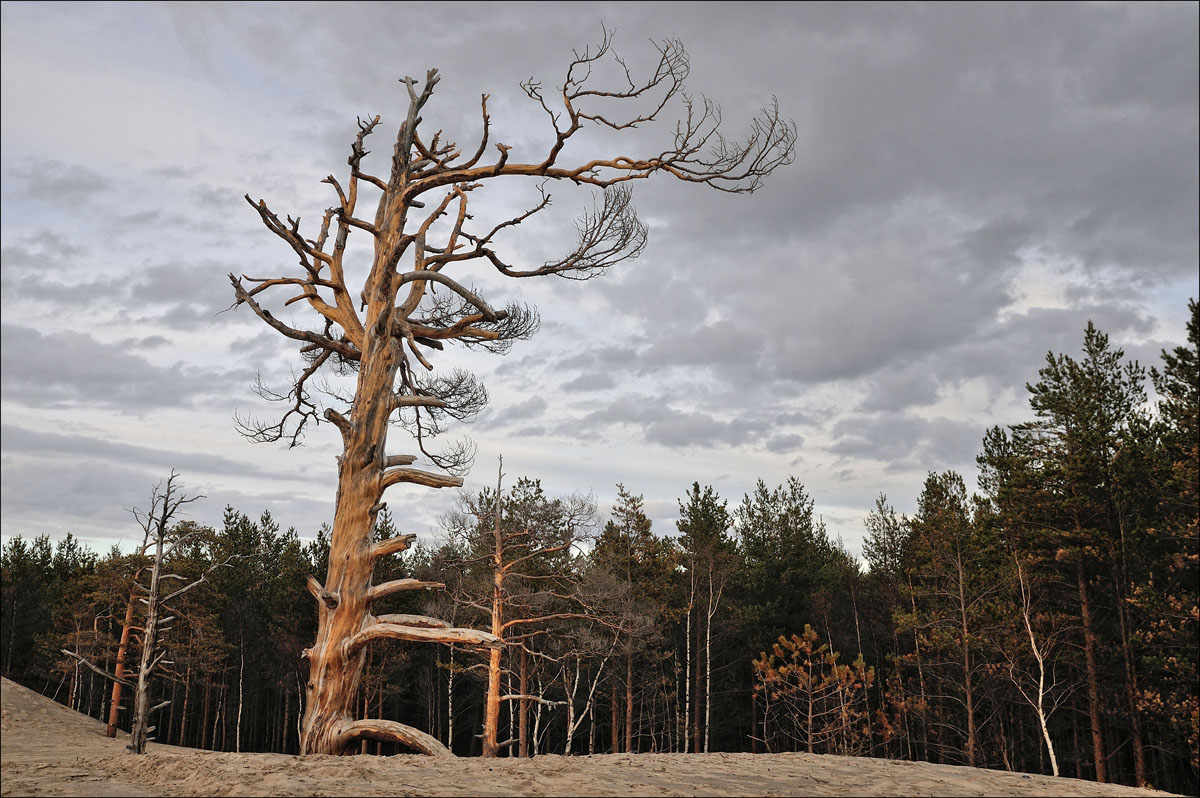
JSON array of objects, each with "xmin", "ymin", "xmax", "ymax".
[{"xmin": 228, "ymin": 276, "xmax": 360, "ymax": 362}]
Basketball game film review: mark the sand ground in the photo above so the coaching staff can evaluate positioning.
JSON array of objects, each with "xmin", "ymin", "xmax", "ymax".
[{"xmin": 1, "ymin": 677, "xmax": 1179, "ymax": 797}]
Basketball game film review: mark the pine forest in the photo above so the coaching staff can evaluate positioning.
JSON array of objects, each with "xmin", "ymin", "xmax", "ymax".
[{"xmin": 2, "ymin": 301, "xmax": 1195, "ymax": 793}]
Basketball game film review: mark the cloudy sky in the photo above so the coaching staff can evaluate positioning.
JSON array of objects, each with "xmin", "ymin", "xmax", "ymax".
[{"xmin": 2, "ymin": 2, "xmax": 1196, "ymax": 560}]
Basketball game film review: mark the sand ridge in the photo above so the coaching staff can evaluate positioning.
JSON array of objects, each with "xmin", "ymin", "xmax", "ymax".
[{"xmin": 1, "ymin": 677, "xmax": 1179, "ymax": 797}]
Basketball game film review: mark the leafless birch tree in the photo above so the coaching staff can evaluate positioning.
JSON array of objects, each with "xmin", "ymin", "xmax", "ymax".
[{"xmin": 1004, "ymin": 554, "xmax": 1073, "ymax": 776}]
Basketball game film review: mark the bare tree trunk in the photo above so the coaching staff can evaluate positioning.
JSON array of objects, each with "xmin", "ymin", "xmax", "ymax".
[
  {"xmin": 167, "ymin": 677, "xmax": 178, "ymax": 744},
  {"xmin": 201, "ymin": 679, "xmax": 211, "ymax": 750},
  {"xmin": 68, "ymin": 629, "xmax": 79, "ymax": 712},
  {"xmin": 806, "ymin": 658, "xmax": 814, "ymax": 754},
  {"xmin": 625, "ymin": 653, "xmax": 634, "ymax": 754},
  {"xmin": 751, "ymin": 686, "xmax": 758, "ymax": 754},
  {"xmin": 483, "ymin": 467, "xmax": 506, "ymax": 758},
  {"xmin": 236, "ymin": 646, "xmax": 244, "ymax": 754},
  {"xmin": 295, "ymin": 673, "xmax": 304, "ymax": 753},
  {"xmin": 282, "ymin": 683, "xmax": 291, "ymax": 754},
  {"xmin": 611, "ymin": 679, "xmax": 620, "ymax": 753},
  {"xmin": 1113, "ymin": 580, "xmax": 1147, "ymax": 787},
  {"xmin": 531, "ymin": 672, "xmax": 544, "ymax": 757},
  {"xmin": 565, "ymin": 661, "xmax": 577, "ymax": 756},
  {"xmin": 219, "ymin": 685, "xmax": 227, "ymax": 751},
  {"xmin": 180, "ymin": 660, "xmax": 192, "ymax": 748},
  {"xmin": 1012, "ymin": 556, "xmax": 1060, "ymax": 777},
  {"xmin": 107, "ymin": 587, "xmax": 137, "ymax": 738},
  {"xmin": 447, "ymin": 645, "xmax": 455, "ymax": 752},
  {"xmin": 684, "ymin": 571, "xmax": 694, "ymax": 754},
  {"xmin": 704, "ymin": 603, "xmax": 712, "ymax": 753},
  {"xmin": 518, "ymin": 647, "xmax": 529, "ymax": 758},
  {"xmin": 130, "ymin": 531, "xmax": 164, "ymax": 754},
  {"xmin": 956, "ymin": 549, "xmax": 976, "ymax": 768},
  {"xmin": 1071, "ymin": 708, "xmax": 1081, "ymax": 779},
  {"xmin": 704, "ymin": 563, "xmax": 723, "ymax": 754},
  {"xmin": 907, "ymin": 575, "xmax": 930, "ymax": 760},
  {"xmin": 1077, "ymin": 560, "xmax": 1106, "ymax": 782},
  {"xmin": 693, "ymin": 635, "xmax": 701, "ymax": 753},
  {"xmin": 376, "ymin": 678, "xmax": 385, "ymax": 756},
  {"xmin": 297, "ymin": 346, "xmax": 494, "ymax": 757}
]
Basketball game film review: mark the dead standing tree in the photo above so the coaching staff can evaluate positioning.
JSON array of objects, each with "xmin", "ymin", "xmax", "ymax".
[
  {"xmin": 443, "ymin": 458, "xmax": 609, "ymax": 757},
  {"xmin": 64, "ymin": 473, "xmax": 228, "ymax": 753},
  {"xmin": 233, "ymin": 30, "xmax": 796, "ymax": 757}
]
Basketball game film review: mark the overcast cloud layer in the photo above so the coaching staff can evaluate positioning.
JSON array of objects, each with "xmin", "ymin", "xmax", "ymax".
[{"xmin": 2, "ymin": 2, "xmax": 1196, "ymax": 558}]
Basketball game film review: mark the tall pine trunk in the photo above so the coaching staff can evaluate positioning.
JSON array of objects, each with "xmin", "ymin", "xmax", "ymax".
[
  {"xmin": 625, "ymin": 653, "xmax": 634, "ymax": 753},
  {"xmin": 1077, "ymin": 560, "xmax": 1107, "ymax": 782},
  {"xmin": 106, "ymin": 587, "xmax": 137, "ymax": 738}
]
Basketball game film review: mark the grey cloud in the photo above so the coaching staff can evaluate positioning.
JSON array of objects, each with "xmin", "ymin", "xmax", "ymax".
[
  {"xmin": 0, "ymin": 423, "xmax": 308, "ymax": 484},
  {"xmin": 0, "ymin": 454, "xmax": 156, "ymax": 545},
  {"xmin": 765, "ymin": 433, "xmax": 806, "ymax": 455},
  {"xmin": 148, "ymin": 165, "xmax": 197, "ymax": 181},
  {"xmin": 1, "ymin": 2, "xmax": 1193, "ymax": 555},
  {"xmin": 513, "ymin": 425, "xmax": 547, "ymax": 438},
  {"xmin": 2, "ymin": 230, "xmax": 84, "ymax": 261},
  {"xmin": 4, "ymin": 158, "xmax": 110, "ymax": 205},
  {"xmin": 0, "ymin": 445, "xmax": 333, "ymax": 549},
  {"xmin": 859, "ymin": 365, "xmax": 944, "ymax": 414},
  {"xmin": 0, "ymin": 324, "xmax": 250, "ymax": 411},
  {"xmin": 567, "ymin": 395, "xmax": 771, "ymax": 451},
  {"xmin": 939, "ymin": 302, "xmax": 1161, "ymax": 404},
  {"xmin": 487, "ymin": 395, "xmax": 548, "ymax": 427},
  {"xmin": 561, "ymin": 372, "xmax": 615, "ymax": 392},
  {"xmin": 226, "ymin": 330, "xmax": 296, "ymax": 360},
  {"xmin": 0, "ymin": 239, "xmax": 239, "ymax": 323},
  {"xmin": 644, "ymin": 410, "xmax": 768, "ymax": 450},
  {"xmin": 0, "ymin": 261, "xmax": 127, "ymax": 304},
  {"xmin": 119, "ymin": 335, "xmax": 171, "ymax": 350},
  {"xmin": 830, "ymin": 413, "xmax": 983, "ymax": 474},
  {"xmin": 493, "ymin": 354, "xmax": 544, "ymax": 377},
  {"xmin": 775, "ymin": 411, "xmax": 816, "ymax": 427},
  {"xmin": 128, "ymin": 258, "xmax": 233, "ymax": 308},
  {"xmin": 555, "ymin": 345, "xmax": 639, "ymax": 372}
]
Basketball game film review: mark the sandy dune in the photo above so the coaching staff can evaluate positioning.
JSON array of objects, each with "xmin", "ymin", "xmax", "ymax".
[{"xmin": 1, "ymin": 677, "xmax": 1178, "ymax": 797}]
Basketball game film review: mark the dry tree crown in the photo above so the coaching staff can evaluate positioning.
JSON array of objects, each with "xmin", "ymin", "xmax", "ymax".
[{"xmin": 231, "ymin": 28, "xmax": 796, "ymax": 476}]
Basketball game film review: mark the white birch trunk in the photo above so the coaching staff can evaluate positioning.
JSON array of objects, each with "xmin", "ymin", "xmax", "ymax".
[{"xmin": 236, "ymin": 646, "xmax": 244, "ymax": 753}]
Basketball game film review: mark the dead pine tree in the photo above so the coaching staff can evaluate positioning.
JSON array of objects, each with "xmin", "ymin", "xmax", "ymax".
[
  {"xmin": 63, "ymin": 472, "xmax": 229, "ymax": 753},
  {"xmin": 442, "ymin": 457, "xmax": 609, "ymax": 757},
  {"xmin": 231, "ymin": 28, "xmax": 795, "ymax": 757},
  {"xmin": 105, "ymin": 542, "xmax": 154, "ymax": 738}
]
